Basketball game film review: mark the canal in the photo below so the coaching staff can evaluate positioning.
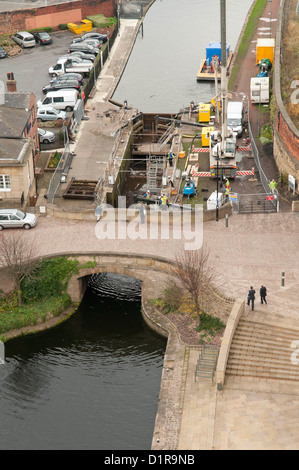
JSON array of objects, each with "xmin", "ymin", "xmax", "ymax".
[
  {"xmin": 0, "ymin": 274, "xmax": 166, "ymax": 450},
  {"xmin": 0, "ymin": 0, "xmax": 254, "ymax": 450},
  {"xmin": 113, "ymin": 0, "xmax": 254, "ymax": 113}
]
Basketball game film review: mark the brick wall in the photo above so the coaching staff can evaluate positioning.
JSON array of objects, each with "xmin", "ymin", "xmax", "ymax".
[{"xmin": 0, "ymin": 0, "xmax": 116, "ymax": 34}]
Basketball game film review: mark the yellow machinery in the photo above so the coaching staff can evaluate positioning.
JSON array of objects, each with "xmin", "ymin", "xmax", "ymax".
[
  {"xmin": 256, "ymin": 38, "xmax": 275, "ymax": 65},
  {"xmin": 198, "ymin": 103, "xmax": 211, "ymax": 122},
  {"xmin": 67, "ymin": 19, "xmax": 92, "ymax": 35},
  {"xmin": 202, "ymin": 127, "xmax": 215, "ymax": 147}
]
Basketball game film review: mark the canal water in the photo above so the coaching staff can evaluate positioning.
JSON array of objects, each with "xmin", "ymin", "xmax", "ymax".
[
  {"xmin": 113, "ymin": 0, "xmax": 254, "ymax": 113},
  {"xmin": 0, "ymin": 274, "xmax": 166, "ymax": 450},
  {"xmin": 0, "ymin": 0, "xmax": 254, "ymax": 450}
]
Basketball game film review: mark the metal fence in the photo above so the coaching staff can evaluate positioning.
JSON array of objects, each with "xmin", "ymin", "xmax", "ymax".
[
  {"xmin": 246, "ymin": 94, "xmax": 278, "ymax": 206},
  {"xmin": 47, "ymin": 128, "xmax": 72, "ymax": 204}
]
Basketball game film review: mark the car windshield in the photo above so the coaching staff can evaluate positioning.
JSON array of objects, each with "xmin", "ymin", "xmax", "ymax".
[
  {"xmin": 40, "ymin": 33, "xmax": 49, "ymax": 38},
  {"xmin": 227, "ymin": 118, "xmax": 241, "ymax": 126},
  {"xmin": 16, "ymin": 210, "xmax": 25, "ymax": 219},
  {"xmin": 39, "ymin": 129, "xmax": 46, "ymax": 135}
]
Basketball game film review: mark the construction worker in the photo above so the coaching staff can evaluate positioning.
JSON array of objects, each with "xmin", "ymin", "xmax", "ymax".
[
  {"xmin": 144, "ymin": 190, "xmax": 152, "ymax": 199},
  {"xmin": 225, "ymin": 184, "xmax": 231, "ymax": 202},
  {"xmin": 168, "ymin": 151, "xmax": 173, "ymax": 167},
  {"xmin": 269, "ymin": 179, "xmax": 277, "ymax": 193},
  {"xmin": 161, "ymin": 194, "xmax": 168, "ymax": 210}
]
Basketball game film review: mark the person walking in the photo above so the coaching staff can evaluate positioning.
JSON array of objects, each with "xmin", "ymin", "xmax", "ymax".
[
  {"xmin": 95, "ymin": 204, "xmax": 103, "ymax": 223},
  {"xmin": 247, "ymin": 286, "xmax": 256, "ymax": 311},
  {"xmin": 260, "ymin": 285, "xmax": 267, "ymax": 304}
]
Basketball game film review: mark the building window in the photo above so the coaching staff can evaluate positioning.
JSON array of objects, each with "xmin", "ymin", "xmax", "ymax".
[{"xmin": 0, "ymin": 175, "xmax": 11, "ymax": 191}]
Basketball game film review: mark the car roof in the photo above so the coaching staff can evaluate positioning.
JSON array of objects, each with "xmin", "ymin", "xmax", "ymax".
[
  {"xmin": 17, "ymin": 31, "xmax": 34, "ymax": 37},
  {"xmin": 0, "ymin": 209, "xmax": 19, "ymax": 214}
]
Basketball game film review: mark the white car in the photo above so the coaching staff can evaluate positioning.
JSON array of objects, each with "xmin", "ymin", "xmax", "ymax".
[
  {"xmin": 12, "ymin": 31, "xmax": 36, "ymax": 48},
  {"xmin": 0, "ymin": 209, "xmax": 37, "ymax": 230},
  {"xmin": 37, "ymin": 106, "xmax": 67, "ymax": 122},
  {"xmin": 38, "ymin": 128, "xmax": 55, "ymax": 144}
]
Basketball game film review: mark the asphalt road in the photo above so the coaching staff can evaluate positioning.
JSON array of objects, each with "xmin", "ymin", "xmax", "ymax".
[{"xmin": 0, "ymin": 29, "xmax": 79, "ymax": 103}]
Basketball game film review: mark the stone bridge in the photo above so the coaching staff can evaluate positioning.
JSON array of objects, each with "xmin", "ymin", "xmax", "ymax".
[{"xmin": 67, "ymin": 252, "xmax": 175, "ymax": 304}]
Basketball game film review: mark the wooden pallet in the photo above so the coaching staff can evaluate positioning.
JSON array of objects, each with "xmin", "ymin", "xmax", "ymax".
[{"xmin": 63, "ymin": 180, "xmax": 97, "ymax": 200}]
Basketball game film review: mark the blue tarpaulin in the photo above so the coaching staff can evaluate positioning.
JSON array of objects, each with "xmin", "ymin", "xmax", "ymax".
[{"xmin": 206, "ymin": 42, "xmax": 230, "ymax": 65}]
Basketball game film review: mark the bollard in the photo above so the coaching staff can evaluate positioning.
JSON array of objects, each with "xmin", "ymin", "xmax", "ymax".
[
  {"xmin": 281, "ymin": 271, "xmax": 285, "ymax": 287},
  {"xmin": 225, "ymin": 214, "xmax": 228, "ymax": 228},
  {"xmin": 217, "ymin": 380, "xmax": 222, "ymax": 391}
]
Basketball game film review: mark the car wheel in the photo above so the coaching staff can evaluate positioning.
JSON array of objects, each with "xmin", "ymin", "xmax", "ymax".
[
  {"xmin": 65, "ymin": 106, "xmax": 73, "ymax": 112},
  {"xmin": 0, "ymin": 225, "xmax": 4, "ymax": 231},
  {"xmin": 23, "ymin": 224, "xmax": 31, "ymax": 230},
  {"xmin": 43, "ymin": 139, "xmax": 49, "ymax": 144},
  {"xmin": 51, "ymin": 73, "xmax": 57, "ymax": 78}
]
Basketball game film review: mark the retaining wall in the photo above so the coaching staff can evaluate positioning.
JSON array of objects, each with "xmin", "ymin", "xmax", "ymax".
[
  {"xmin": 273, "ymin": 0, "xmax": 299, "ymax": 184},
  {"xmin": 0, "ymin": 0, "xmax": 116, "ymax": 33}
]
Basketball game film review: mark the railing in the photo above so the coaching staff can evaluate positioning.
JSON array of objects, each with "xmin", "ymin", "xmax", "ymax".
[
  {"xmin": 244, "ymin": 93, "xmax": 278, "ymax": 207},
  {"xmin": 47, "ymin": 128, "xmax": 71, "ymax": 204},
  {"xmin": 194, "ymin": 345, "xmax": 220, "ymax": 382}
]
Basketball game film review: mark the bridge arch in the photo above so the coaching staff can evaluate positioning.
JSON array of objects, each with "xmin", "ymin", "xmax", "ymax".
[{"xmin": 67, "ymin": 252, "xmax": 175, "ymax": 304}]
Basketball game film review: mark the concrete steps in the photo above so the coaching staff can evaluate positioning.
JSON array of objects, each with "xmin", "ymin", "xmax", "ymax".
[
  {"xmin": 226, "ymin": 318, "xmax": 299, "ymax": 382},
  {"xmin": 195, "ymin": 345, "xmax": 220, "ymax": 381}
]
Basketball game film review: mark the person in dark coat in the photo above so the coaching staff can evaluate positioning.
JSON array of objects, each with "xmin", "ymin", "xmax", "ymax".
[
  {"xmin": 260, "ymin": 285, "xmax": 267, "ymax": 304},
  {"xmin": 247, "ymin": 286, "xmax": 256, "ymax": 311}
]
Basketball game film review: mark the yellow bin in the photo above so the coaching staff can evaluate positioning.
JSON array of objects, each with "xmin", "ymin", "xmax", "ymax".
[
  {"xmin": 202, "ymin": 126, "xmax": 214, "ymax": 147},
  {"xmin": 198, "ymin": 103, "xmax": 211, "ymax": 122}
]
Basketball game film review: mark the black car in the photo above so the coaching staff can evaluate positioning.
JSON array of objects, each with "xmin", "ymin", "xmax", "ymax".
[
  {"xmin": 42, "ymin": 78, "xmax": 82, "ymax": 93},
  {"xmin": 33, "ymin": 31, "xmax": 53, "ymax": 45},
  {"xmin": 0, "ymin": 46, "xmax": 7, "ymax": 59},
  {"xmin": 50, "ymin": 73, "xmax": 84, "ymax": 85}
]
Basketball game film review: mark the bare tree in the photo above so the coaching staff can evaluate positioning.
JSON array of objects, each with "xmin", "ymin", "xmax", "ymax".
[
  {"xmin": 0, "ymin": 232, "xmax": 38, "ymax": 306},
  {"xmin": 172, "ymin": 248, "xmax": 218, "ymax": 328}
]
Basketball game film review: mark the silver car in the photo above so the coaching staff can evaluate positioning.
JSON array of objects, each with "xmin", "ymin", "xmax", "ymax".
[
  {"xmin": 0, "ymin": 209, "xmax": 37, "ymax": 230},
  {"xmin": 12, "ymin": 31, "xmax": 36, "ymax": 48},
  {"xmin": 37, "ymin": 106, "xmax": 67, "ymax": 122},
  {"xmin": 38, "ymin": 128, "xmax": 55, "ymax": 144}
]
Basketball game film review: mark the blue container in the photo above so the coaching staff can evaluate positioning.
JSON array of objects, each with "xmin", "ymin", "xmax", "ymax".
[{"xmin": 206, "ymin": 42, "xmax": 230, "ymax": 65}]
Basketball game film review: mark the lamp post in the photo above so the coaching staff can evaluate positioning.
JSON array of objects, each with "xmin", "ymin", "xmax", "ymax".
[{"xmin": 216, "ymin": 145, "xmax": 220, "ymax": 222}]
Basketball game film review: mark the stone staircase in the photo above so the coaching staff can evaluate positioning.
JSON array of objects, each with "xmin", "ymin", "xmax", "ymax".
[{"xmin": 226, "ymin": 317, "xmax": 299, "ymax": 382}]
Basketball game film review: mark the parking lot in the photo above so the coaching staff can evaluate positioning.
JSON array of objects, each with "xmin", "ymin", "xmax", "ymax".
[{"xmin": 0, "ymin": 29, "xmax": 82, "ymax": 102}]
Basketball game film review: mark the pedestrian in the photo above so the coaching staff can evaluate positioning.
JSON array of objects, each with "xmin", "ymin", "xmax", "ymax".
[
  {"xmin": 247, "ymin": 286, "xmax": 256, "ymax": 311},
  {"xmin": 95, "ymin": 204, "xmax": 103, "ymax": 223},
  {"xmin": 269, "ymin": 179, "xmax": 277, "ymax": 193},
  {"xmin": 168, "ymin": 151, "xmax": 173, "ymax": 167},
  {"xmin": 260, "ymin": 285, "xmax": 267, "ymax": 304}
]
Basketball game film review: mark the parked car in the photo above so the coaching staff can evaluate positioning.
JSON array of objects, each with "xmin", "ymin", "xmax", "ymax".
[
  {"xmin": 0, "ymin": 46, "xmax": 7, "ymax": 59},
  {"xmin": 50, "ymin": 72, "xmax": 84, "ymax": 85},
  {"xmin": 0, "ymin": 209, "xmax": 37, "ymax": 231},
  {"xmin": 33, "ymin": 31, "xmax": 53, "ymax": 45},
  {"xmin": 38, "ymin": 128, "xmax": 55, "ymax": 144},
  {"xmin": 11, "ymin": 31, "xmax": 36, "ymax": 48},
  {"xmin": 58, "ymin": 55, "xmax": 94, "ymax": 66},
  {"xmin": 81, "ymin": 39, "xmax": 102, "ymax": 49},
  {"xmin": 68, "ymin": 51, "xmax": 95, "ymax": 62},
  {"xmin": 42, "ymin": 77, "xmax": 82, "ymax": 93},
  {"xmin": 37, "ymin": 106, "xmax": 67, "ymax": 122},
  {"xmin": 68, "ymin": 42, "xmax": 98, "ymax": 55},
  {"xmin": 75, "ymin": 32, "xmax": 108, "ymax": 43}
]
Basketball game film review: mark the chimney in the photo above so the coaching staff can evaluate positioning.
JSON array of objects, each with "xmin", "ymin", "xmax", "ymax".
[{"xmin": 6, "ymin": 72, "xmax": 17, "ymax": 92}]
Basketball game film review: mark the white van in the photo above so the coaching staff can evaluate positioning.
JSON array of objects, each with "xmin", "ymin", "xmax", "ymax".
[
  {"xmin": 37, "ymin": 89, "xmax": 79, "ymax": 112},
  {"xmin": 227, "ymin": 101, "xmax": 244, "ymax": 137}
]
